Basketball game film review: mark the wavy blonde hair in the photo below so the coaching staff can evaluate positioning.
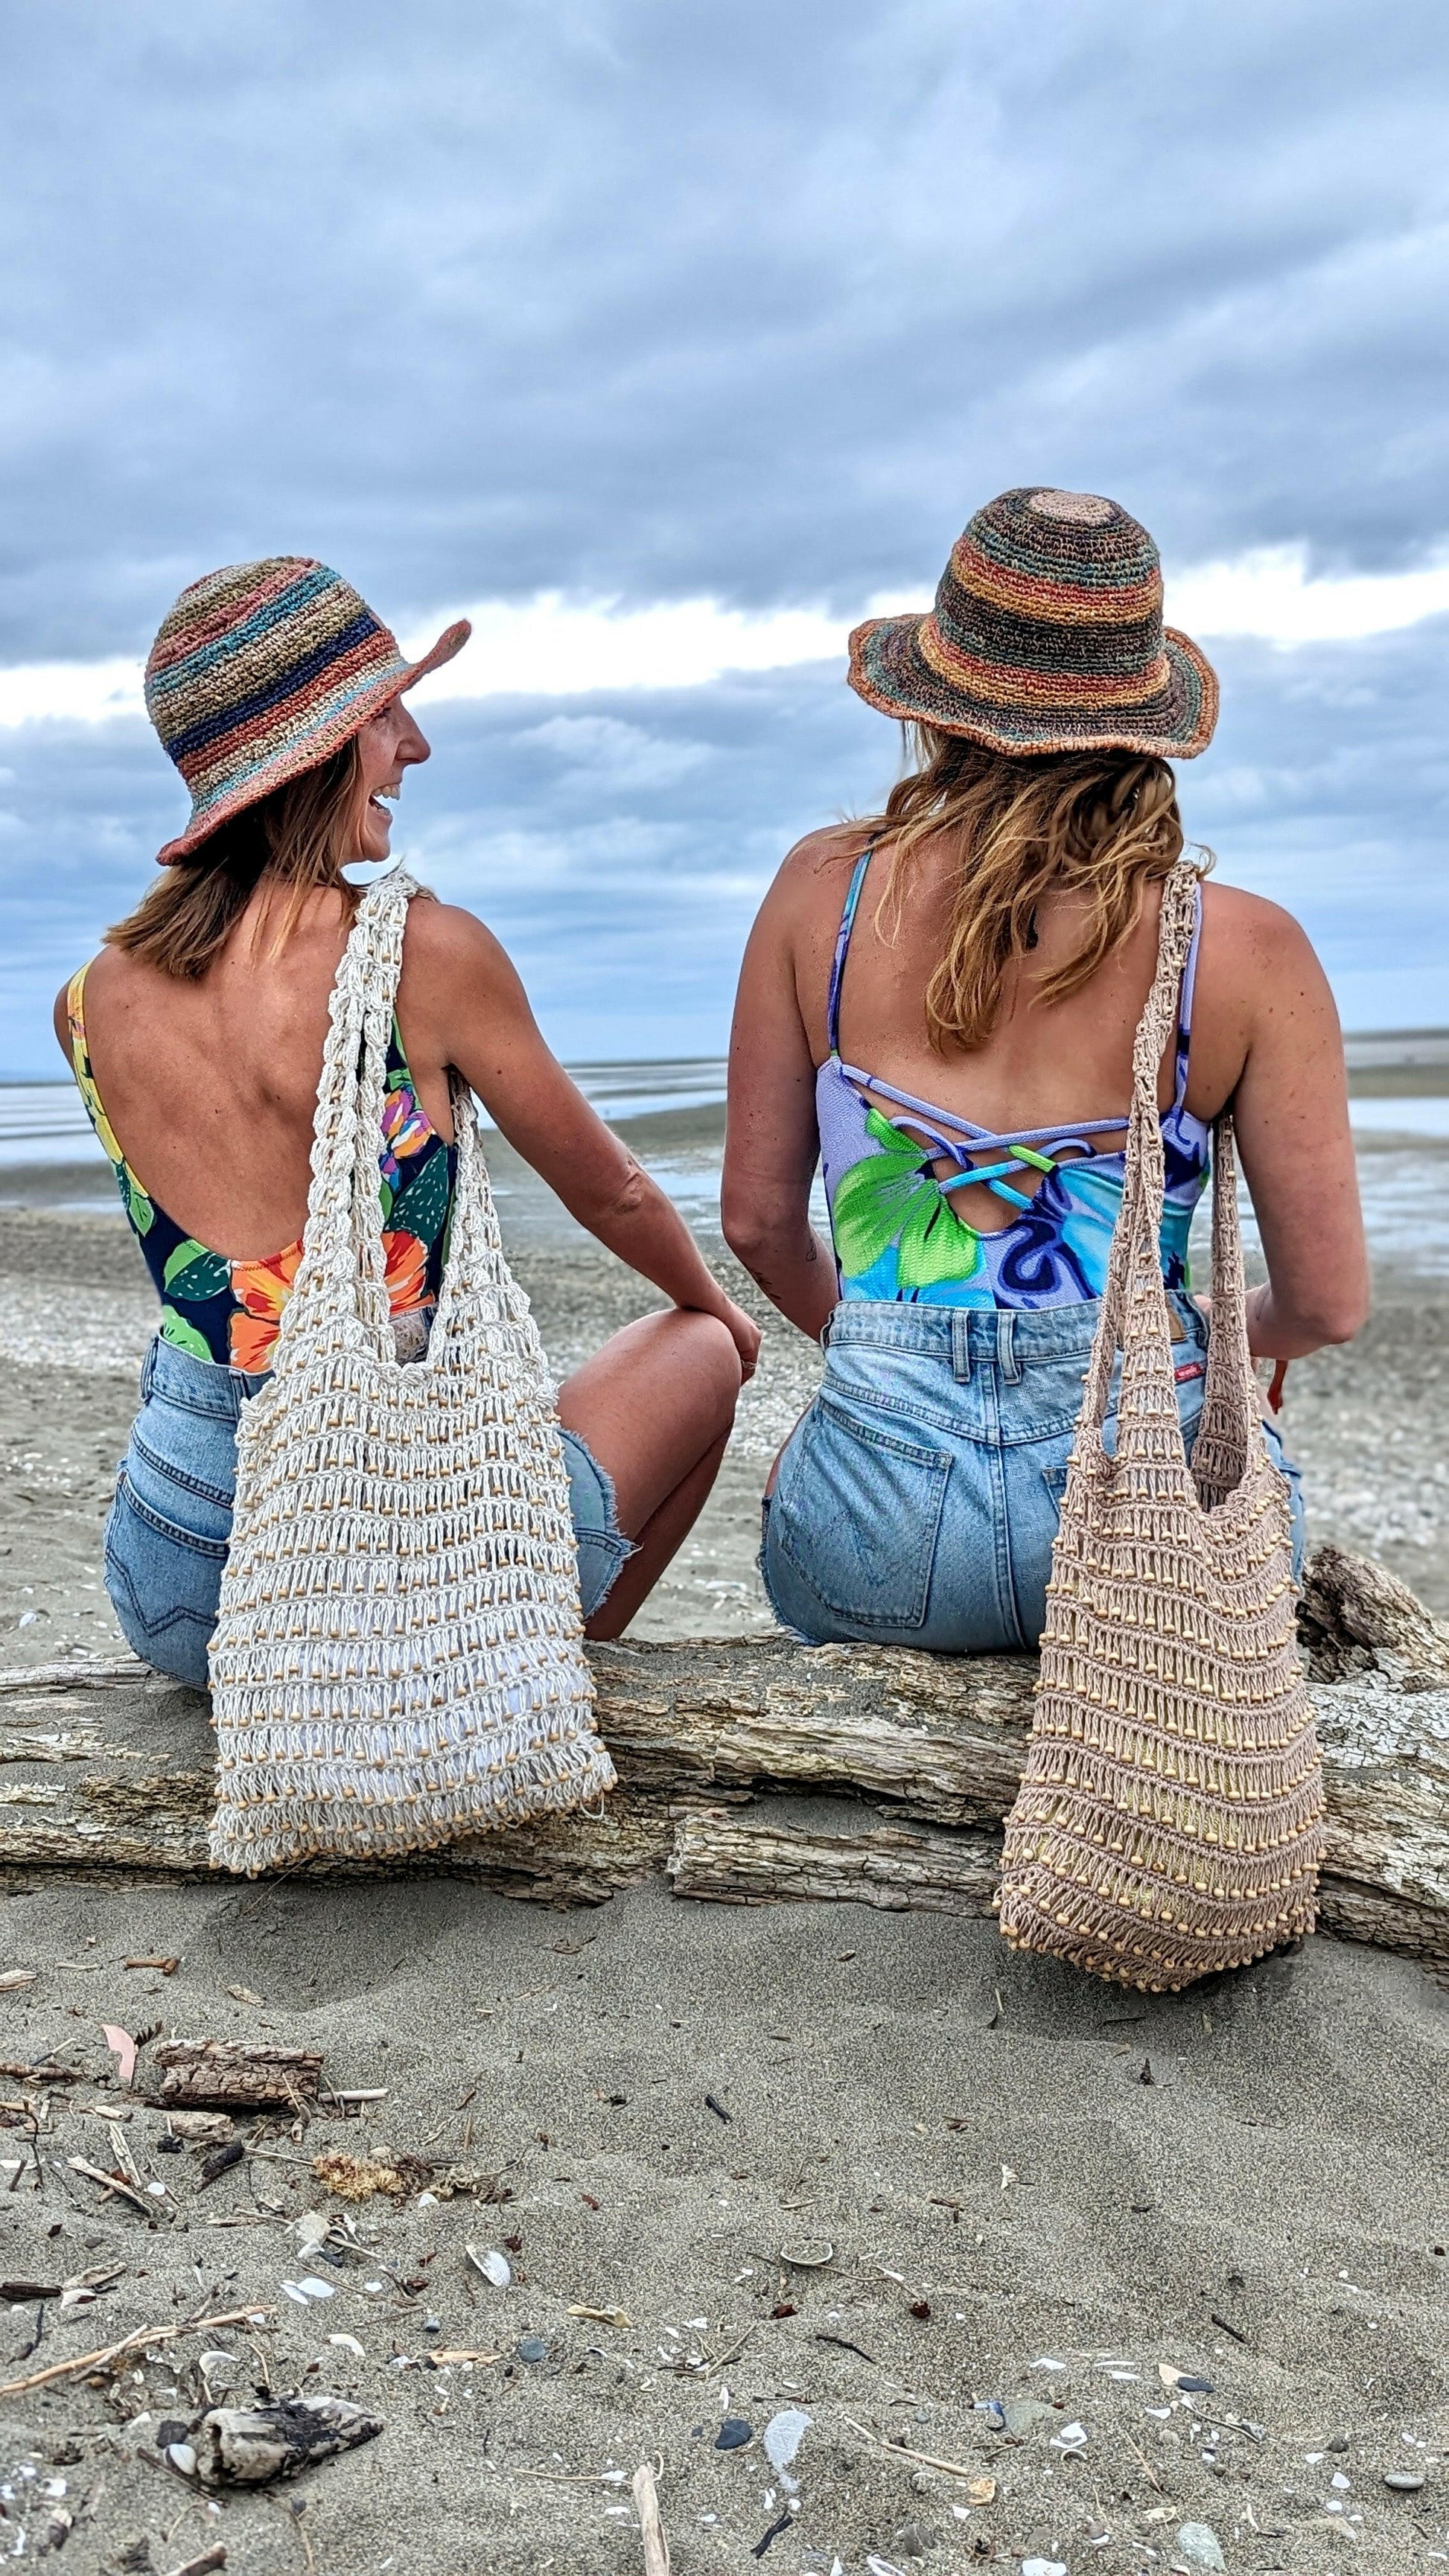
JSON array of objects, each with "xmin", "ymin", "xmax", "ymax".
[{"xmin": 863, "ymin": 727, "xmax": 1207, "ymax": 1053}]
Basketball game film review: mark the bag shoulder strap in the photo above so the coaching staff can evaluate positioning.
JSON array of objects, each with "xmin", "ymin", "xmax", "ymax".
[
  {"xmin": 274, "ymin": 870, "xmax": 418, "ymax": 1363},
  {"xmin": 1079, "ymin": 861, "xmax": 1200, "ymax": 1435}
]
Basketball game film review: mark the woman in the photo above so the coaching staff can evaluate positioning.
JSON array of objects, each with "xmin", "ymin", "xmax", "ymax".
[
  {"xmin": 723, "ymin": 487, "xmax": 1367, "ymax": 1652},
  {"xmin": 60, "ymin": 556, "xmax": 759, "ymax": 1685}
]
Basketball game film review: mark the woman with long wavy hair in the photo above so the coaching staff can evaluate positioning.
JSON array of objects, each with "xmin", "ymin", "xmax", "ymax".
[
  {"xmin": 60, "ymin": 558, "xmax": 759, "ymax": 1686},
  {"xmin": 722, "ymin": 488, "xmax": 1366, "ymax": 1652}
]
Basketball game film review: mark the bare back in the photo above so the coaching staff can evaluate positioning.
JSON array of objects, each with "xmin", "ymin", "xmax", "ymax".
[
  {"xmin": 57, "ymin": 886, "xmax": 461, "ymax": 1263},
  {"xmin": 723, "ymin": 823, "xmax": 1369, "ymax": 1354}
]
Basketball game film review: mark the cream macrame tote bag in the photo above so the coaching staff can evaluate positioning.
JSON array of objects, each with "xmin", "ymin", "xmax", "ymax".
[
  {"xmin": 207, "ymin": 871, "xmax": 614, "ymax": 1874},
  {"xmin": 997, "ymin": 861, "xmax": 1325, "ymax": 1991}
]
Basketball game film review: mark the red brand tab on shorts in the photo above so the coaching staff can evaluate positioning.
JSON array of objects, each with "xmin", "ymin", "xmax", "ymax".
[{"xmin": 1174, "ymin": 1359, "xmax": 1206, "ymax": 1383}]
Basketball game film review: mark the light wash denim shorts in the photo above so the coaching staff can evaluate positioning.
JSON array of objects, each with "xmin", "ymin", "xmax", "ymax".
[
  {"xmin": 104, "ymin": 1332, "xmax": 632, "ymax": 1689},
  {"xmin": 761, "ymin": 1295, "xmax": 1305, "ymax": 1656}
]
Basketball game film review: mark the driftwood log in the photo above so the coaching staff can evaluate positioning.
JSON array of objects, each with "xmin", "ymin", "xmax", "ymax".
[
  {"xmin": 0, "ymin": 1545, "xmax": 1445, "ymax": 1967},
  {"xmin": 146, "ymin": 2039, "xmax": 322, "ymax": 2112}
]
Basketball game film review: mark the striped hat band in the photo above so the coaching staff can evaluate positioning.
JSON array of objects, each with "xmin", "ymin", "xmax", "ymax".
[
  {"xmin": 848, "ymin": 488, "xmax": 1217, "ymax": 759},
  {"xmin": 145, "ymin": 558, "xmax": 470, "ymax": 863}
]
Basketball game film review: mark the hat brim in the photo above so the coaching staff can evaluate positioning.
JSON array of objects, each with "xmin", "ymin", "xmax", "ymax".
[
  {"xmin": 156, "ymin": 618, "xmax": 471, "ymax": 864},
  {"xmin": 847, "ymin": 611, "xmax": 1217, "ymax": 760}
]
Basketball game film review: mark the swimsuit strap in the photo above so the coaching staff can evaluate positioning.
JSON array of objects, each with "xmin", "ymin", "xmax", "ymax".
[
  {"xmin": 64, "ymin": 960, "xmax": 92, "ymax": 1086},
  {"xmin": 825, "ymin": 841, "xmax": 878, "ymax": 1056},
  {"xmin": 1172, "ymin": 880, "xmax": 1203, "ymax": 1110},
  {"xmin": 840, "ymin": 1064, "xmax": 1128, "ymax": 1154}
]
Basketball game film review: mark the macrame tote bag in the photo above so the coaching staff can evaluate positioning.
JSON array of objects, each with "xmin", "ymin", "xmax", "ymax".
[
  {"xmin": 207, "ymin": 872, "xmax": 614, "ymax": 1873},
  {"xmin": 997, "ymin": 862, "xmax": 1324, "ymax": 1990}
]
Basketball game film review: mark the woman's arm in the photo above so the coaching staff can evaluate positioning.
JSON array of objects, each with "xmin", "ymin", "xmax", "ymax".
[
  {"xmin": 720, "ymin": 852, "xmax": 838, "ymax": 1340},
  {"xmin": 411, "ymin": 905, "xmax": 759, "ymax": 1377},
  {"xmin": 1220, "ymin": 894, "xmax": 1369, "ymax": 1359}
]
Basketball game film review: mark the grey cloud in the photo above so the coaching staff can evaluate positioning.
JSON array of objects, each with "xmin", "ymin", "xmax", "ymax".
[
  {"xmin": 4, "ymin": 620, "xmax": 1445, "ymax": 1073},
  {"xmin": 1, "ymin": 0, "xmax": 1446, "ymax": 660}
]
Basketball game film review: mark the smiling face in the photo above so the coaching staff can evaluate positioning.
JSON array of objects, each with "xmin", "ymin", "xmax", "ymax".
[{"xmin": 352, "ymin": 695, "xmax": 431, "ymax": 861}]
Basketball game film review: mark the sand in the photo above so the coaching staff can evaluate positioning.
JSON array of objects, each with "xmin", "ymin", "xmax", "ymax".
[{"xmin": 0, "ymin": 1120, "xmax": 1445, "ymax": 2572}]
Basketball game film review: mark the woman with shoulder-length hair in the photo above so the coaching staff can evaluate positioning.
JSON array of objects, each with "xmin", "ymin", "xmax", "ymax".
[
  {"xmin": 61, "ymin": 558, "xmax": 758, "ymax": 1685},
  {"xmin": 723, "ymin": 488, "xmax": 1367, "ymax": 1653}
]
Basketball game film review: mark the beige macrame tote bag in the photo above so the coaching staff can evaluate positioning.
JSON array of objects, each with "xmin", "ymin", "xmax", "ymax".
[
  {"xmin": 207, "ymin": 871, "xmax": 614, "ymax": 1874},
  {"xmin": 997, "ymin": 861, "xmax": 1325, "ymax": 1991}
]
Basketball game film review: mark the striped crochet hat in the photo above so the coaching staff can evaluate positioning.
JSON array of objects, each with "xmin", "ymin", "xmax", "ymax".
[
  {"xmin": 145, "ymin": 558, "xmax": 471, "ymax": 863},
  {"xmin": 848, "ymin": 488, "xmax": 1217, "ymax": 758}
]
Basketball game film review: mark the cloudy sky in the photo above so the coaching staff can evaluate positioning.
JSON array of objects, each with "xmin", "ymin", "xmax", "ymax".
[{"xmin": 2, "ymin": 0, "xmax": 1446, "ymax": 1071}]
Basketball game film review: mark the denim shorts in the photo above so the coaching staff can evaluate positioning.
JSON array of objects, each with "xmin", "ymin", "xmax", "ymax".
[
  {"xmin": 104, "ymin": 1333, "xmax": 633, "ymax": 1689},
  {"xmin": 760, "ymin": 1295, "xmax": 1306, "ymax": 1656}
]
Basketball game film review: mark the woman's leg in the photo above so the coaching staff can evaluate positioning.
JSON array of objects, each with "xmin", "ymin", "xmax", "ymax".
[{"xmin": 557, "ymin": 1307, "xmax": 742, "ymax": 1639}]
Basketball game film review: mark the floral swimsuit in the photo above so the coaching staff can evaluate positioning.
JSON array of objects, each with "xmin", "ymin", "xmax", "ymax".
[
  {"xmin": 815, "ymin": 847, "xmax": 1211, "ymax": 1307},
  {"xmin": 65, "ymin": 963, "xmax": 456, "ymax": 1371}
]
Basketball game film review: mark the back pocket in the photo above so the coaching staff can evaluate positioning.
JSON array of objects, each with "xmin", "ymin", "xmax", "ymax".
[
  {"xmin": 773, "ymin": 1391, "xmax": 951, "ymax": 1631},
  {"xmin": 104, "ymin": 1473, "xmax": 228, "ymax": 1689}
]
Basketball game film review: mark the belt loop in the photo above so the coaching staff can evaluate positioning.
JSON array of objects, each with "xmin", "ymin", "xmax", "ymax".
[
  {"xmin": 997, "ymin": 1309, "xmax": 1022, "ymax": 1383},
  {"xmin": 951, "ymin": 1311, "xmax": 972, "ymax": 1383},
  {"xmin": 819, "ymin": 1310, "xmax": 835, "ymax": 1353}
]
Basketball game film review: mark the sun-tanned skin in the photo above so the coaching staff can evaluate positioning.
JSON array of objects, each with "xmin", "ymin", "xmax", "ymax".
[
  {"xmin": 723, "ymin": 823, "xmax": 1369, "ymax": 1377},
  {"xmin": 57, "ymin": 697, "xmax": 761, "ymax": 1640}
]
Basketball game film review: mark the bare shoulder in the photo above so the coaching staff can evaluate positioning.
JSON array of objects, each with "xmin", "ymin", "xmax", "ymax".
[
  {"xmin": 765, "ymin": 821, "xmax": 876, "ymax": 919},
  {"xmin": 1194, "ymin": 876, "xmax": 1340, "ymax": 1059},
  {"xmin": 52, "ymin": 945, "xmax": 120, "ymax": 1053},
  {"xmin": 1199, "ymin": 877, "xmax": 1322, "ymax": 975},
  {"xmin": 401, "ymin": 891, "xmax": 515, "ymax": 989}
]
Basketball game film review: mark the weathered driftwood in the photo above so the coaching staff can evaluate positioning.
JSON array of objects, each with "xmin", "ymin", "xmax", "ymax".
[
  {"xmin": 147, "ymin": 2039, "xmax": 322, "ymax": 2111},
  {"xmin": 179, "ymin": 2393, "xmax": 384, "ymax": 2489},
  {"xmin": 0, "ymin": 1546, "xmax": 1444, "ymax": 1966}
]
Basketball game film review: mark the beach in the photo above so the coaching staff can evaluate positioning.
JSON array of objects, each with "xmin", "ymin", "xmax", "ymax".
[{"xmin": 0, "ymin": 1111, "xmax": 1445, "ymax": 2572}]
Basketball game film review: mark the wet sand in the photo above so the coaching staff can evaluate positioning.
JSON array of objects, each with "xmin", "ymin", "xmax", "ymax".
[{"xmin": 0, "ymin": 1121, "xmax": 1445, "ymax": 2573}]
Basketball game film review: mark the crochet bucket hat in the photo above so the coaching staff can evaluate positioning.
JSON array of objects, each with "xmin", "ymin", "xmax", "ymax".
[
  {"xmin": 145, "ymin": 558, "xmax": 471, "ymax": 863},
  {"xmin": 848, "ymin": 488, "xmax": 1217, "ymax": 759}
]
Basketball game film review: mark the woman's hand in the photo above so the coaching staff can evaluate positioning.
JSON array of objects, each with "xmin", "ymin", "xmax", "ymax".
[{"xmin": 713, "ymin": 1293, "xmax": 762, "ymax": 1383}]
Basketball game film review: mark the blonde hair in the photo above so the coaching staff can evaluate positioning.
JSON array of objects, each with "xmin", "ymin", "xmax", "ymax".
[
  {"xmin": 106, "ymin": 739, "xmax": 366, "ymax": 978},
  {"xmin": 863, "ymin": 727, "xmax": 1206, "ymax": 1053}
]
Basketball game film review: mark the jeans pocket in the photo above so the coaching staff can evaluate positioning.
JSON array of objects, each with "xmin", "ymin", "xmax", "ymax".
[
  {"xmin": 771, "ymin": 1391, "xmax": 951, "ymax": 1632},
  {"xmin": 127, "ymin": 1418, "xmax": 235, "ymax": 1537},
  {"xmin": 104, "ymin": 1471, "xmax": 229, "ymax": 1689}
]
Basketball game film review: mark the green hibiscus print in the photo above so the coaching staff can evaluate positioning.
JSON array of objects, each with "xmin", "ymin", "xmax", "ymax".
[{"xmin": 832, "ymin": 1106, "xmax": 984, "ymax": 1291}]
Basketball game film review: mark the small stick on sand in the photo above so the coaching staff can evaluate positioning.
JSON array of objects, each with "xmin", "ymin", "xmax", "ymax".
[
  {"xmin": 838, "ymin": 2412, "xmax": 979, "ymax": 2480},
  {"xmin": 631, "ymin": 2461, "xmax": 670, "ymax": 2575},
  {"xmin": 66, "ymin": 2153, "xmax": 161, "ymax": 2221},
  {"xmin": 704, "ymin": 2325, "xmax": 754, "ymax": 2379},
  {"xmin": 1122, "ymin": 2428, "xmax": 1163, "ymax": 2493},
  {"xmin": 0, "ymin": 2303, "xmax": 273, "ymax": 2401}
]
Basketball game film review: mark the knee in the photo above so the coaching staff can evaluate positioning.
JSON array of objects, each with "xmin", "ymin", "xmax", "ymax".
[{"xmin": 685, "ymin": 1310, "xmax": 744, "ymax": 1426}]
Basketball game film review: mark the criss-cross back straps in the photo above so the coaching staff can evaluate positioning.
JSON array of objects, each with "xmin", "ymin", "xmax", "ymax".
[{"xmin": 826, "ymin": 841, "xmax": 1203, "ymax": 1214}]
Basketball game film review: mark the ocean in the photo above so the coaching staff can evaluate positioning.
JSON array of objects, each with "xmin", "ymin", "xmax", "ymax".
[{"xmin": 3, "ymin": 1056, "xmax": 1447, "ymax": 1274}]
